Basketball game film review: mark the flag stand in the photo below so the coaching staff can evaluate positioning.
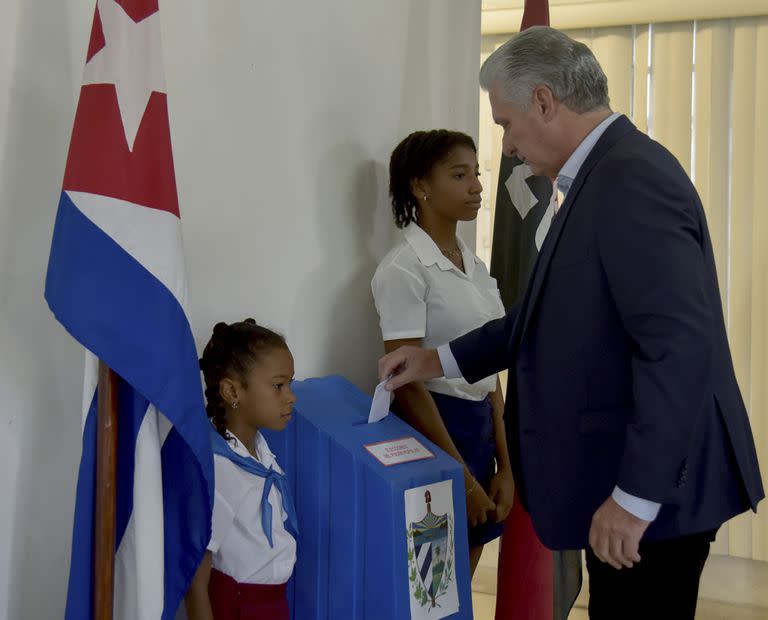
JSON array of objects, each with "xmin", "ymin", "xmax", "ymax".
[{"xmin": 94, "ymin": 361, "xmax": 118, "ymax": 620}]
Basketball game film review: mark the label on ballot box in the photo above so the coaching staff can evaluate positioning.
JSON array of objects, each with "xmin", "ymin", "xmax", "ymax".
[
  {"xmin": 364, "ymin": 436, "xmax": 434, "ymax": 466},
  {"xmin": 262, "ymin": 375, "xmax": 473, "ymax": 620}
]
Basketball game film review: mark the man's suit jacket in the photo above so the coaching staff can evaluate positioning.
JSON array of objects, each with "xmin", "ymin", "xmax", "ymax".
[{"xmin": 451, "ymin": 115, "xmax": 764, "ymax": 550}]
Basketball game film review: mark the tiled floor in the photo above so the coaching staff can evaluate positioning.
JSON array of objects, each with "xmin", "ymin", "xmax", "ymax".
[
  {"xmin": 471, "ymin": 591, "xmax": 586, "ymax": 619},
  {"xmin": 471, "ymin": 592, "xmax": 768, "ymax": 619},
  {"xmin": 471, "ymin": 554, "xmax": 768, "ymax": 619}
]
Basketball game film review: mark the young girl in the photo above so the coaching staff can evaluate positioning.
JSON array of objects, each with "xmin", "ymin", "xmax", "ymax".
[
  {"xmin": 185, "ymin": 319, "xmax": 298, "ymax": 620},
  {"xmin": 372, "ymin": 130, "xmax": 515, "ymax": 575}
]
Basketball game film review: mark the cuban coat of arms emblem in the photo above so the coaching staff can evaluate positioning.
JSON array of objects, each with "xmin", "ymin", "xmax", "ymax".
[{"xmin": 404, "ymin": 480, "xmax": 459, "ymax": 618}]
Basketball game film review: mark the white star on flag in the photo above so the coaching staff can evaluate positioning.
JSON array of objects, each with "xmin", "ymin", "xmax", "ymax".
[
  {"xmin": 504, "ymin": 163, "xmax": 538, "ymax": 220},
  {"xmin": 82, "ymin": 0, "xmax": 165, "ymax": 151},
  {"xmin": 535, "ymin": 186, "xmax": 558, "ymax": 250}
]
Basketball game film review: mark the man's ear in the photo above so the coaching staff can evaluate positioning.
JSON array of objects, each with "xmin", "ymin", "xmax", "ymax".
[{"xmin": 532, "ymin": 85, "xmax": 557, "ymax": 121}]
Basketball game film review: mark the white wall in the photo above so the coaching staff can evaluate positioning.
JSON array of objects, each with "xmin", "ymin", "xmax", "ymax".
[{"xmin": 0, "ymin": 1, "xmax": 481, "ymax": 618}]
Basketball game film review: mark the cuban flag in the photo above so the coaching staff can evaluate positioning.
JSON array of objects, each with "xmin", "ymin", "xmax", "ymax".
[{"xmin": 45, "ymin": 1, "xmax": 214, "ymax": 618}]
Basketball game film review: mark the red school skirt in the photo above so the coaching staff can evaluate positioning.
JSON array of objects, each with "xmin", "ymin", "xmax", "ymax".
[{"xmin": 209, "ymin": 568, "xmax": 289, "ymax": 620}]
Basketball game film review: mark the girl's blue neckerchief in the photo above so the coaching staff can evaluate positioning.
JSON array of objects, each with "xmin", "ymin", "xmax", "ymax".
[{"xmin": 210, "ymin": 427, "xmax": 298, "ymax": 547}]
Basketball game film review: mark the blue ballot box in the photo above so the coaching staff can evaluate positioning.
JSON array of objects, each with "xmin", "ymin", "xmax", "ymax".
[{"xmin": 262, "ymin": 375, "xmax": 474, "ymax": 620}]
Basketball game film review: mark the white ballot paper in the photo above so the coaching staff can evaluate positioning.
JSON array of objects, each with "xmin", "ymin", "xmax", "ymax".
[{"xmin": 368, "ymin": 376, "xmax": 393, "ymax": 423}]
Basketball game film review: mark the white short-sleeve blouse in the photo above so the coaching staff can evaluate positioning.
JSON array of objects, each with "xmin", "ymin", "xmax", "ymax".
[
  {"xmin": 207, "ymin": 432, "xmax": 296, "ymax": 585},
  {"xmin": 372, "ymin": 223, "xmax": 506, "ymax": 401}
]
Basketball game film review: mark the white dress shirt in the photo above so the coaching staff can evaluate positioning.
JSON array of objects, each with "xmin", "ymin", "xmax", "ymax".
[
  {"xmin": 372, "ymin": 223, "xmax": 505, "ymax": 401},
  {"xmin": 438, "ymin": 112, "xmax": 661, "ymax": 522},
  {"xmin": 208, "ymin": 432, "xmax": 297, "ymax": 584}
]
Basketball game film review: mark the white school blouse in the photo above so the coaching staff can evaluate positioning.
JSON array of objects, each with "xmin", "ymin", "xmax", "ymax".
[
  {"xmin": 372, "ymin": 223, "xmax": 505, "ymax": 401},
  {"xmin": 207, "ymin": 432, "xmax": 296, "ymax": 584}
]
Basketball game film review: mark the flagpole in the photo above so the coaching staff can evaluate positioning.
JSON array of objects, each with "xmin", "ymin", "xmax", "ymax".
[{"xmin": 94, "ymin": 361, "xmax": 118, "ymax": 620}]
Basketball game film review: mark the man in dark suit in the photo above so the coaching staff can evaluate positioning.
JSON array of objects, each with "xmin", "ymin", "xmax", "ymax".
[{"xmin": 379, "ymin": 26, "xmax": 764, "ymax": 619}]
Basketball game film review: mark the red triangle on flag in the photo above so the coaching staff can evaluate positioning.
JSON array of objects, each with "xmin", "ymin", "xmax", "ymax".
[
  {"xmin": 86, "ymin": 6, "xmax": 106, "ymax": 63},
  {"xmin": 115, "ymin": 0, "xmax": 159, "ymax": 23}
]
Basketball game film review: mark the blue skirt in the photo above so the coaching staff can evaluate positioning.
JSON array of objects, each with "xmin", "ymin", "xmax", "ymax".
[{"xmin": 429, "ymin": 391, "xmax": 504, "ymax": 547}]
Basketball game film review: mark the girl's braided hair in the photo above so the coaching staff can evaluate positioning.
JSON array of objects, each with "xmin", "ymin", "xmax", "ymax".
[
  {"xmin": 199, "ymin": 319, "xmax": 287, "ymax": 438},
  {"xmin": 388, "ymin": 129, "xmax": 477, "ymax": 228}
]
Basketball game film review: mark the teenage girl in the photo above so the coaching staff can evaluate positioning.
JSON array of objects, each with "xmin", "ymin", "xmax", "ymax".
[{"xmin": 372, "ymin": 130, "xmax": 515, "ymax": 575}]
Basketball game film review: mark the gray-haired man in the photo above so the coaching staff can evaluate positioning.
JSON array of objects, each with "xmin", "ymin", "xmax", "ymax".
[{"xmin": 380, "ymin": 26, "xmax": 763, "ymax": 619}]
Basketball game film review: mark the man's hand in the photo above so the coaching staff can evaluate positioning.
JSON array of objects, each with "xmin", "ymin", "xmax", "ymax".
[
  {"xmin": 487, "ymin": 468, "xmax": 515, "ymax": 523},
  {"xmin": 378, "ymin": 346, "xmax": 443, "ymax": 391},
  {"xmin": 588, "ymin": 496, "xmax": 651, "ymax": 569}
]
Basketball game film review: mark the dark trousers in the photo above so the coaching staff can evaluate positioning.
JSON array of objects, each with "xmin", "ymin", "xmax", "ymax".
[{"xmin": 585, "ymin": 529, "xmax": 716, "ymax": 620}]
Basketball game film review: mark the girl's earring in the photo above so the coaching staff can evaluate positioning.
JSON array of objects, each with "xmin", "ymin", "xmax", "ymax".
[
  {"xmin": 423, "ymin": 194, "xmax": 428, "ymax": 201},
  {"xmin": 231, "ymin": 401, "xmax": 239, "ymax": 410}
]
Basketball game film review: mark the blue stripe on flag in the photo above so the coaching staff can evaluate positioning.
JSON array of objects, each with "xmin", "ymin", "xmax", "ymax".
[
  {"xmin": 63, "ymin": 386, "xmax": 153, "ymax": 618},
  {"xmin": 66, "ymin": 388, "xmax": 212, "ymax": 619},
  {"xmin": 64, "ymin": 393, "xmax": 98, "ymax": 620},
  {"xmin": 161, "ymin": 428, "xmax": 215, "ymax": 619},
  {"xmin": 48, "ymin": 192, "xmax": 213, "ymax": 618},
  {"xmin": 46, "ymin": 193, "xmax": 211, "ymax": 461}
]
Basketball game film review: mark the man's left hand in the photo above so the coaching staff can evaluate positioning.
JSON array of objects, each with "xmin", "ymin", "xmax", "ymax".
[{"xmin": 588, "ymin": 496, "xmax": 651, "ymax": 569}]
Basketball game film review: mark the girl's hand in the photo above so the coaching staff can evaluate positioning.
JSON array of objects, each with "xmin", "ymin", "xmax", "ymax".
[
  {"xmin": 466, "ymin": 477, "xmax": 496, "ymax": 528},
  {"xmin": 488, "ymin": 468, "xmax": 515, "ymax": 523}
]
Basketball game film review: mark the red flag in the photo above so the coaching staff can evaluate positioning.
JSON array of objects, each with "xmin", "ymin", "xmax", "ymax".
[
  {"xmin": 520, "ymin": 0, "xmax": 550, "ymax": 30},
  {"xmin": 493, "ymin": 2, "xmax": 562, "ymax": 620},
  {"xmin": 495, "ymin": 492, "xmax": 553, "ymax": 619}
]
